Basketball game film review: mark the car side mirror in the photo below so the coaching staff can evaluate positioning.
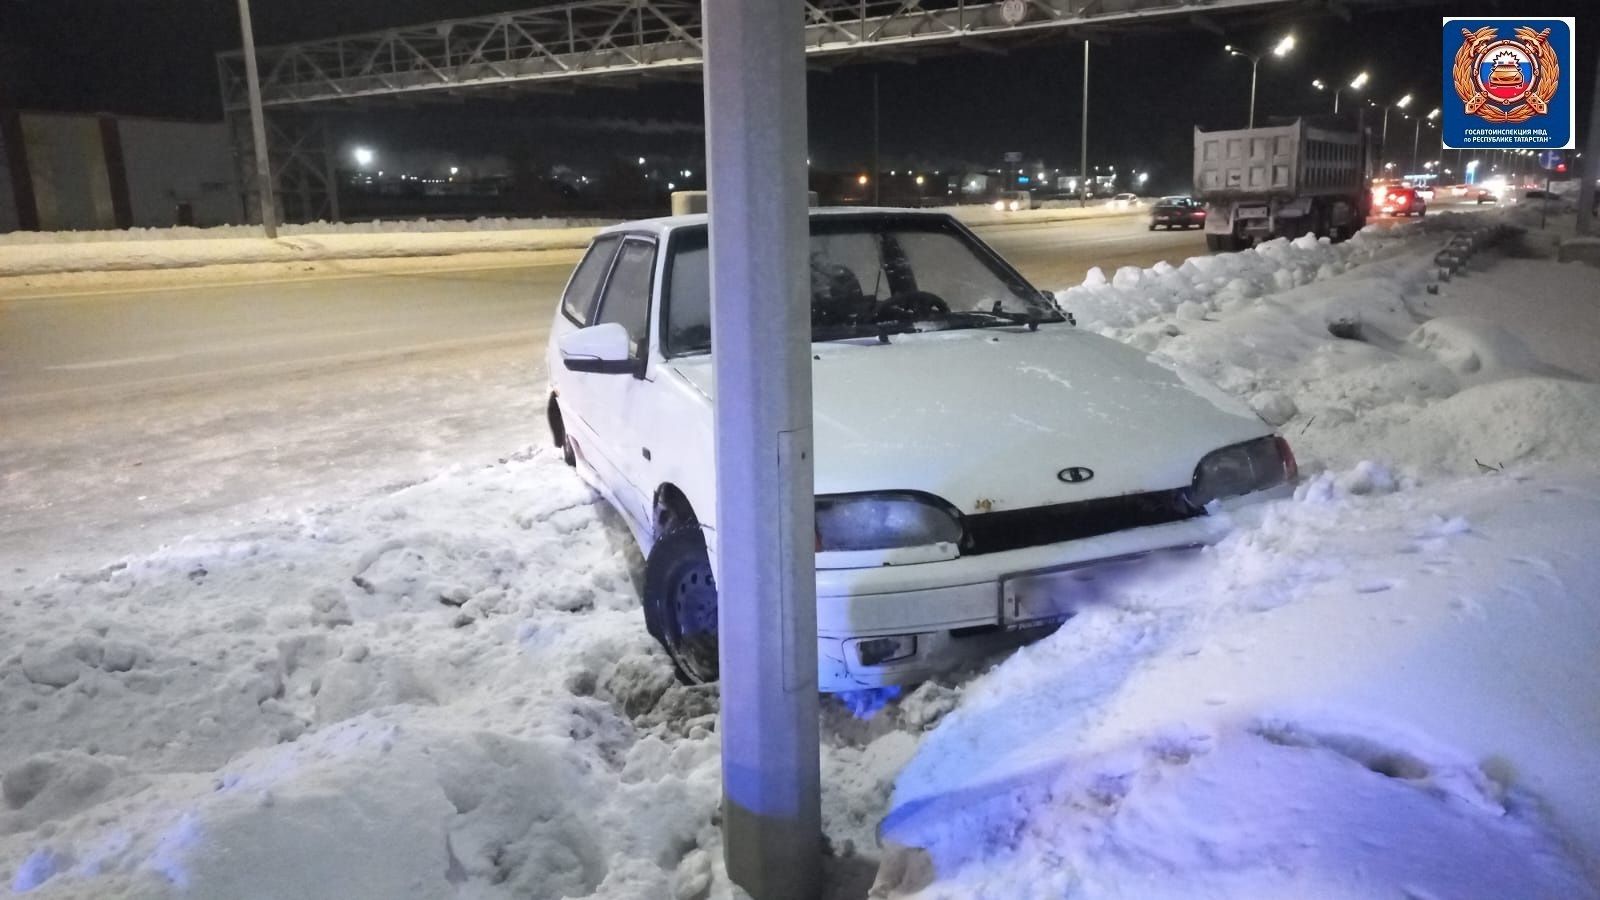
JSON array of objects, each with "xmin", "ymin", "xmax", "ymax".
[{"xmin": 560, "ymin": 322, "xmax": 639, "ymax": 375}]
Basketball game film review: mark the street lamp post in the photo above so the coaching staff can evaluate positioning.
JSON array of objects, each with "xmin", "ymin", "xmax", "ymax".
[
  {"xmin": 235, "ymin": 0, "xmax": 277, "ymax": 238},
  {"xmin": 1225, "ymin": 34, "xmax": 1294, "ymax": 129},
  {"xmin": 1079, "ymin": 39, "xmax": 1089, "ymax": 209},
  {"xmin": 1413, "ymin": 107, "xmax": 1439, "ymax": 175},
  {"xmin": 1315, "ymin": 71, "xmax": 1369, "ymax": 114},
  {"xmin": 1380, "ymin": 93, "xmax": 1411, "ymax": 165}
]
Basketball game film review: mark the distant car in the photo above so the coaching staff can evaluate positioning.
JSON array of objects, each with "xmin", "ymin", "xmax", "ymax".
[
  {"xmin": 546, "ymin": 209, "xmax": 1297, "ymax": 691},
  {"xmin": 1110, "ymin": 192, "xmax": 1142, "ymax": 209},
  {"xmin": 1149, "ymin": 196, "xmax": 1206, "ymax": 230},
  {"xmin": 992, "ymin": 190, "xmax": 1035, "ymax": 212},
  {"xmin": 1415, "ymin": 184, "xmax": 1436, "ymax": 201},
  {"xmin": 1374, "ymin": 184, "xmax": 1426, "ymax": 217}
]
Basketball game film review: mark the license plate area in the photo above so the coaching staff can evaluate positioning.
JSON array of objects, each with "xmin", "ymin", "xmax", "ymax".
[{"xmin": 999, "ymin": 552, "xmax": 1167, "ymax": 628}]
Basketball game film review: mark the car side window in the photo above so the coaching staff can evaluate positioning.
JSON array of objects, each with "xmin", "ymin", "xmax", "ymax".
[
  {"xmin": 561, "ymin": 236, "xmax": 622, "ymax": 325},
  {"xmin": 594, "ymin": 238, "xmax": 657, "ymax": 359}
]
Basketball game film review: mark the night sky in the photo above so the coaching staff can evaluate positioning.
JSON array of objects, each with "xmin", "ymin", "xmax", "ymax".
[{"xmin": 1, "ymin": 1, "xmax": 1591, "ymax": 193}]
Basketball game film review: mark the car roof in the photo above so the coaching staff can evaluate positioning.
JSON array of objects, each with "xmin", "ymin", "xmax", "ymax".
[{"xmin": 595, "ymin": 206, "xmax": 959, "ymax": 239}]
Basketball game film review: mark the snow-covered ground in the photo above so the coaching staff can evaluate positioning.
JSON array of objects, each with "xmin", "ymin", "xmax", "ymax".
[{"xmin": 3, "ymin": 207, "xmax": 1598, "ymax": 898}]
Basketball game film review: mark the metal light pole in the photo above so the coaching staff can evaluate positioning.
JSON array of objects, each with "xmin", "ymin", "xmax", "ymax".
[
  {"xmin": 1380, "ymin": 93, "xmax": 1411, "ymax": 167},
  {"xmin": 1247, "ymin": 55, "xmax": 1260, "ymax": 128},
  {"xmin": 236, "ymin": 0, "xmax": 277, "ymax": 238},
  {"xmin": 1226, "ymin": 35, "xmax": 1292, "ymax": 129},
  {"xmin": 701, "ymin": 1, "xmax": 822, "ymax": 898},
  {"xmin": 1412, "ymin": 108, "xmax": 1438, "ymax": 177},
  {"xmin": 871, "ymin": 72, "xmax": 881, "ymax": 206},
  {"xmin": 1079, "ymin": 39, "xmax": 1089, "ymax": 208},
  {"xmin": 1318, "ymin": 71, "xmax": 1368, "ymax": 115}
]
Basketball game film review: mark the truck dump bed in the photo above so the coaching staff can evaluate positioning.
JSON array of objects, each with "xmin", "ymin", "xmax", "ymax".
[{"xmin": 1194, "ymin": 120, "xmax": 1365, "ymax": 200}]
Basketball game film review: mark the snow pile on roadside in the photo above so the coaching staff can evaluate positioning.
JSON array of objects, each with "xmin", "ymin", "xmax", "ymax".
[
  {"xmin": 0, "ymin": 227, "xmax": 605, "ymax": 278},
  {"xmin": 1055, "ymin": 220, "xmax": 1600, "ymax": 475},
  {"xmin": 0, "ymin": 454, "xmax": 732, "ymax": 898},
  {"xmin": 0, "ymin": 445, "xmax": 923, "ymax": 898},
  {"xmin": 1056, "ymin": 226, "xmax": 1416, "ymax": 337},
  {"xmin": 0, "ymin": 217, "xmax": 615, "ymax": 246},
  {"xmin": 873, "ymin": 468, "xmax": 1600, "ymax": 899},
  {"xmin": 872, "ymin": 221, "xmax": 1600, "ymax": 896}
]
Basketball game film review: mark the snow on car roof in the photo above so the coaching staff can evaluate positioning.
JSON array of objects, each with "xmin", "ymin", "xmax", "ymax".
[{"xmin": 595, "ymin": 206, "xmax": 956, "ymax": 238}]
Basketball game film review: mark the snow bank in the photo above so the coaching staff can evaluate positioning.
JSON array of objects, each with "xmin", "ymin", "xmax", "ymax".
[
  {"xmin": 870, "ymin": 216, "xmax": 1600, "ymax": 896},
  {"xmin": 873, "ymin": 469, "xmax": 1600, "ymax": 898},
  {"xmin": 0, "ymin": 455, "xmax": 732, "ymax": 898},
  {"xmin": 0, "ymin": 217, "xmax": 614, "ymax": 246},
  {"xmin": 0, "ymin": 228, "xmax": 603, "ymax": 278}
]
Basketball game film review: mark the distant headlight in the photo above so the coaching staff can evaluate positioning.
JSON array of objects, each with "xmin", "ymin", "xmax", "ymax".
[
  {"xmin": 993, "ymin": 200, "xmax": 1006, "ymax": 211},
  {"xmin": 815, "ymin": 492, "xmax": 963, "ymax": 552},
  {"xmin": 1191, "ymin": 436, "xmax": 1297, "ymax": 507}
]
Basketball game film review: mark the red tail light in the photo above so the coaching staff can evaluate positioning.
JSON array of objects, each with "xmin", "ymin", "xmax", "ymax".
[{"xmin": 1275, "ymin": 436, "xmax": 1299, "ymax": 483}]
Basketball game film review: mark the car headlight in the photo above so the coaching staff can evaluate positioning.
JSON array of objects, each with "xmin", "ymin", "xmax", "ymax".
[
  {"xmin": 815, "ymin": 492, "xmax": 963, "ymax": 552},
  {"xmin": 993, "ymin": 200, "xmax": 1006, "ymax": 211},
  {"xmin": 1190, "ymin": 436, "xmax": 1297, "ymax": 508}
]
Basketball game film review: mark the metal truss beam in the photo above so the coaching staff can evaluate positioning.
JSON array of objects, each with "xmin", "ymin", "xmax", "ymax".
[{"xmin": 219, "ymin": 0, "xmax": 1301, "ymax": 110}]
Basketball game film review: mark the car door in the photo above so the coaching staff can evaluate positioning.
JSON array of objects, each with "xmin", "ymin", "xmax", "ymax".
[
  {"xmin": 575, "ymin": 235, "xmax": 659, "ymax": 530},
  {"xmin": 550, "ymin": 234, "xmax": 623, "ymax": 453}
]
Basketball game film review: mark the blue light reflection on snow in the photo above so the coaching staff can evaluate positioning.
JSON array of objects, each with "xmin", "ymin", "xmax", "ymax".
[
  {"xmin": 145, "ymin": 812, "xmax": 201, "ymax": 889},
  {"xmin": 10, "ymin": 848, "xmax": 68, "ymax": 893},
  {"xmin": 838, "ymin": 685, "xmax": 902, "ymax": 719}
]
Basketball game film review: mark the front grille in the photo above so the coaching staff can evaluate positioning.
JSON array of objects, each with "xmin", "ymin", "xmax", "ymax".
[{"xmin": 962, "ymin": 488, "xmax": 1199, "ymax": 556}]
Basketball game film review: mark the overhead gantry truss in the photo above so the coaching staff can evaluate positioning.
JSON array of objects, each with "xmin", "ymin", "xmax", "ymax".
[{"xmin": 218, "ymin": 0, "xmax": 1300, "ymax": 110}]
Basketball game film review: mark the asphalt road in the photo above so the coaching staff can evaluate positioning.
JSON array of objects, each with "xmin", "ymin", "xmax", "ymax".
[{"xmin": 0, "ymin": 213, "xmax": 1195, "ymax": 403}]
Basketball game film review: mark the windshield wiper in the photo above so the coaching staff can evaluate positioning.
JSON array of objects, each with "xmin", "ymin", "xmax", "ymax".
[
  {"xmin": 811, "ymin": 320, "xmax": 917, "ymax": 343},
  {"xmin": 932, "ymin": 308, "xmax": 1063, "ymax": 331}
]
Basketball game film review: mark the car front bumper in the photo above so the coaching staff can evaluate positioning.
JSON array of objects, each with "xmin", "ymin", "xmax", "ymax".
[{"xmin": 811, "ymin": 498, "xmax": 1272, "ymax": 691}]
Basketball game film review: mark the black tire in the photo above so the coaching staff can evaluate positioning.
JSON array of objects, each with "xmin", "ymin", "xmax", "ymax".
[
  {"xmin": 548, "ymin": 398, "xmax": 577, "ymax": 467},
  {"xmin": 644, "ymin": 527, "xmax": 719, "ymax": 684},
  {"xmin": 1148, "ymin": 223, "xmax": 1157, "ymax": 231}
]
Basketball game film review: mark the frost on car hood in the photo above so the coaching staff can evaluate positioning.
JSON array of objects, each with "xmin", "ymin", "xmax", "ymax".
[{"xmin": 669, "ymin": 327, "xmax": 1268, "ymax": 514}]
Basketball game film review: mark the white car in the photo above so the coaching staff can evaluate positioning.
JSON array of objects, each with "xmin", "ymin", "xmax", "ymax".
[{"xmin": 547, "ymin": 209, "xmax": 1295, "ymax": 691}]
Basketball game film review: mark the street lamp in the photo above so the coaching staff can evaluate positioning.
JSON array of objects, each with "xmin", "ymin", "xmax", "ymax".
[
  {"xmin": 1313, "ymin": 70, "xmax": 1368, "ymax": 114},
  {"xmin": 1380, "ymin": 93, "xmax": 1411, "ymax": 160},
  {"xmin": 1412, "ymin": 107, "xmax": 1439, "ymax": 174},
  {"xmin": 352, "ymin": 146, "xmax": 375, "ymax": 168},
  {"xmin": 1225, "ymin": 33, "xmax": 1295, "ymax": 128}
]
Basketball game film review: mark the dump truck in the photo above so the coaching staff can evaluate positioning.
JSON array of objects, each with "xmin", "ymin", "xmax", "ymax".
[{"xmin": 1194, "ymin": 117, "xmax": 1374, "ymax": 252}]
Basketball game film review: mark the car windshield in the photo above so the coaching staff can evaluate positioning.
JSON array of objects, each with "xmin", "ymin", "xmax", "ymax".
[{"xmin": 662, "ymin": 215, "xmax": 1062, "ymax": 355}]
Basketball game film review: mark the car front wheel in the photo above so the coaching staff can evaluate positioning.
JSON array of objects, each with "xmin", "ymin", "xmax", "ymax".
[{"xmin": 644, "ymin": 527, "xmax": 720, "ymax": 684}]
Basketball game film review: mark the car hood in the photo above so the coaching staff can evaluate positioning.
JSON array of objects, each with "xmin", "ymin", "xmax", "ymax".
[{"xmin": 668, "ymin": 327, "xmax": 1269, "ymax": 514}]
